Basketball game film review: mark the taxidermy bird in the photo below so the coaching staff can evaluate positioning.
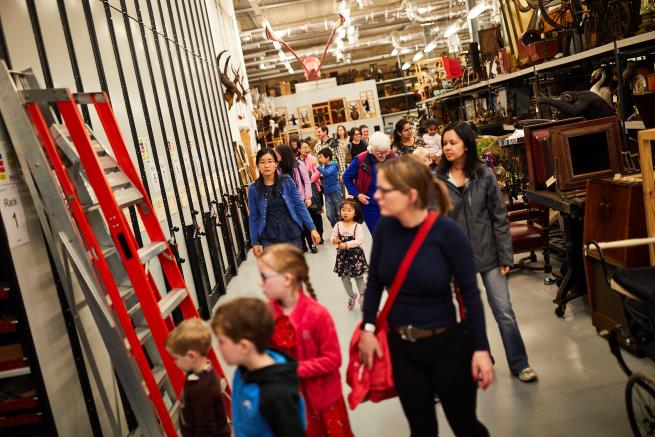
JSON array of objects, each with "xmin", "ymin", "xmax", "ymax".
[
  {"xmin": 265, "ymin": 14, "xmax": 345, "ymax": 81},
  {"xmin": 534, "ymin": 91, "xmax": 616, "ymax": 120},
  {"xmin": 589, "ymin": 68, "xmax": 612, "ymax": 106}
]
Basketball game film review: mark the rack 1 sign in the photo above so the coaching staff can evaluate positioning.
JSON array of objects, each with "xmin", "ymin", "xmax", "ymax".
[{"xmin": 0, "ymin": 184, "xmax": 29, "ymax": 248}]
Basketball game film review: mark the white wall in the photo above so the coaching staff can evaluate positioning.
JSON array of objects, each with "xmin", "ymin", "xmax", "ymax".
[
  {"xmin": 272, "ymin": 79, "xmax": 384, "ymax": 137},
  {"xmin": 0, "ymin": 0, "xmax": 248, "ymax": 434}
]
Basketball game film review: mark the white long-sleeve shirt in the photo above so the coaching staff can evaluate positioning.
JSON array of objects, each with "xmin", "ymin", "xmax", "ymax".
[{"xmin": 331, "ymin": 222, "xmax": 364, "ymax": 249}]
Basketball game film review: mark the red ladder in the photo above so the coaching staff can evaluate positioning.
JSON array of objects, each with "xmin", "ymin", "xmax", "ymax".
[{"xmin": 24, "ymin": 90, "xmax": 230, "ymax": 436}]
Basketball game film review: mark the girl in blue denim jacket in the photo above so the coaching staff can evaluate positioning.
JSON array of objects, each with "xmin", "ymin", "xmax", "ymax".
[{"xmin": 248, "ymin": 148, "xmax": 320, "ymax": 257}]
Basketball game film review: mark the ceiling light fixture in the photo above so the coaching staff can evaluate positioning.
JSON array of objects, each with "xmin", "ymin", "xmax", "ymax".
[
  {"xmin": 467, "ymin": 2, "xmax": 490, "ymax": 20},
  {"xmin": 424, "ymin": 41, "xmax": 437, "ymax": 53},
  {"xmin": 401, "ymin": 62, "xmax": 411, "ymax": 71},
  {"xmin": 412, "ymin": 51, "xmax": 424, "ymax": 62},
  {"xmin": 278, "ymin": 50, "xmax": 286, "ymax": 62},
  {"xmin": 444, "ymin": 22, "xmax": 460, "ymax": 38},
  {"xmin": 391, "ymin": 47, "xmax": 399, "ymax": 56}
]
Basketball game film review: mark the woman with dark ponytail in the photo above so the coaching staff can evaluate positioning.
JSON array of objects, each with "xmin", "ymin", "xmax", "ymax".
[
  {"xmin": 358, "ymin": 155, "xmax": 492, "ymax": 437},
  {"xmin": 436, "ymin": 121, "xmax": 537, "ymax": 383},
  {"xmin": 259, "ymin": 244, "xmax": 354, "ymax": 437}
]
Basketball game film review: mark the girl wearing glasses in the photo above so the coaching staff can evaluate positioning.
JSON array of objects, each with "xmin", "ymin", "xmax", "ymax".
[
  {"xmin": 260, "ymin": 244, "xmax": 354, "ymax": 437},
  {"xmin": 248, "ymin": 148, "xmax": 321, "ymax": 258}
]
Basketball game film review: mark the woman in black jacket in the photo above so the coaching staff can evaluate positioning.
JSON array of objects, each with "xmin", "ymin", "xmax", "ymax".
[{"xmin": 436, "ymin": 121, "xmax": 537, "ymax": 383}]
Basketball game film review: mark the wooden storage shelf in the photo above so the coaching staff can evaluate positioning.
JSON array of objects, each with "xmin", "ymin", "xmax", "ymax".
[
  {"xmin": 0, "ymin": 319, "xmax": 18, "ymax": 334},
  {"xmin": 0, "ymin": 411, "xmax": 43, "ymax": 429},
  {"xmin": 378, "ymin": 91, "xmax": 416, "ymax": 101},
  {"xmin": 0, "ymin": 397, "xmax": 39, "ymax": 413}
]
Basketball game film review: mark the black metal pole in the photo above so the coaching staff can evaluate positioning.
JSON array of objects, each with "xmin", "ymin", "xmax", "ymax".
[
  {"xmin": 0, "ymin": 15, "xmax": 11, "ymax": 68},
  {"xmin": 55, "ymin": 0, "xmax": 91, "ymax": 127}
]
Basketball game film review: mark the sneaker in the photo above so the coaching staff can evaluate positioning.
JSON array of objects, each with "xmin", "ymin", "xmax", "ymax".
[
  {"xmin": 517, "ymin": 367, "xmax": 538, "ymax": 383},
  {"xmin": 347, "ymin": 296, "xmax": 356, "ymax": 310},
  {"xmin": 310, "ymin": 245, "xmax": 318, "ymax": 254},
  {"xmin": 358, "ymin": 293, "xmax": 364, "ymax": 310}
]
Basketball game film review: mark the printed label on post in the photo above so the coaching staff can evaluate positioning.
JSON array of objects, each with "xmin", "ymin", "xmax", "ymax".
[{"xmin": 0, "ymin": 184, "xmax": 30, "ymax": 247}]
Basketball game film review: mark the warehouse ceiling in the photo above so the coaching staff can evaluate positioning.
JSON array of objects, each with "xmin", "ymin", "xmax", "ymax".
[{"xmin": 235, "ymin": 0, "xmax": 499, "ymax": 83}]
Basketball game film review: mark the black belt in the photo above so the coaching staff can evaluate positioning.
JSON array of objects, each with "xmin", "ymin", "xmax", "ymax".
[{"xmin": 392, "ymin": 325, "xmax": 449, "ymax": 342}]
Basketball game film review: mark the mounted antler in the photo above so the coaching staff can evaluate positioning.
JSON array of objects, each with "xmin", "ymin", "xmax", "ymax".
[
  {"xmin": 265, "ymin": 14, "xmax": 345, "ymax": 81},
  {"xmin": 216, "ymin": 50, "xmax": 239, "ymax": 108}
]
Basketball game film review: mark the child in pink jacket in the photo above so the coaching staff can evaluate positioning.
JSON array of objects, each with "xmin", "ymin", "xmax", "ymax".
[{"xmin": 259, "ymin": 243, "xmax": 354, "ymax": 437}]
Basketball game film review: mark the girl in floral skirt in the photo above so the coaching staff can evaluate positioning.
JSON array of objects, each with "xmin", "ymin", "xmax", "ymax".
[
  {"xmin": 259, "ymin": 244, "xmax": 354, "ymax": 437},
  {"xmin": 332, "ymin": 199, "xmax": 369, "ymax": 310}
]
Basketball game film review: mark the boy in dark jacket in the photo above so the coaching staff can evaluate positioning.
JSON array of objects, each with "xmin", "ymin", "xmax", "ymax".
[
  {"xmin": 166, "ymin": 318, "xmax": 230, "ymax": 437},
  {"xmin": 317, "ymin": 147, "xmax": 344, "ymax": 227},
  {"xmin": 211, "ymin": 298, "xmax": 305, "ymax": 437}
]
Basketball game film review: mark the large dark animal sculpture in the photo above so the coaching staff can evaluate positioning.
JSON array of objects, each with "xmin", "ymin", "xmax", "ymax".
[{"xmin": 534, "ymin": 90, "xmax": 616, "ymax": 120}]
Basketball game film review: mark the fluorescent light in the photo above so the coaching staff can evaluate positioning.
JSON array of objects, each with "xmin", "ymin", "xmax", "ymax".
[
  {"xmin": 391, "ymin": 47, "xmax": 399, "ymax": 56},
  {"xmin": 424, "ymin": 41, "xmax": 437, "ymax": 53},
  {"xmin": 467, "ymin": 2, "xmax": 489, "ymax": 20},
  {"xmin": 272, "ymin": 40, "xmax": 281, "ymax": 50},
  {"xmin": 278, "ymin": 50, "xmax": 286, "ymax": 61},
  {"xmin": 444, "ymin": 22, "xmax": 460, "ymax": 38},
  {"xmin": 401, "ymin": 62, "xmax": 411, "ymax": 70},
  {"xmin": 412, "ymin": 51, "xmax": 424, "ymax": 62},
  {"xmin": 283, "ymin": 62, "xmax": 293, "ymax": 74}
]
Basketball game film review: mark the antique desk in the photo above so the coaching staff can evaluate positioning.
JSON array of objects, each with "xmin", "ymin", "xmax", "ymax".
[{"xmin": 525, "ymin": 189, "xmax": 587, "ymax": 317}]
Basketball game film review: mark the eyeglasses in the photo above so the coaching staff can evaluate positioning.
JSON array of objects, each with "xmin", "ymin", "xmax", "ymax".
[
  {"xmin": 354, "ymin": 132, "xmax": 361, "ymax": 136},
  {"xmin": 260, "ymin": 271, "xmax": 283, "ymax": 282},
  {"xmin": 376, "ymin": 185, "xmax": 398, "ymax": 196},
  {"xmin": 258, "ymin": 160, "xmax": 276, "ymax": 166}
]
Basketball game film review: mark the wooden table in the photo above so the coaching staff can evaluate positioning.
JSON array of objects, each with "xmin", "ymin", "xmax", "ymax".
[{"xmin": 525, "ymin": 189, "xmax": 587, "ymax": 317}]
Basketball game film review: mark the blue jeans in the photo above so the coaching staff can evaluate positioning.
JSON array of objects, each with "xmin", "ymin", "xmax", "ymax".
[
  {"xmin": 479, "ymin": 267, "xmax": 529, "ymax": 374},
  {"xmin": 324, "ymin": 190, "xmax": 343, "ymax": 227}
]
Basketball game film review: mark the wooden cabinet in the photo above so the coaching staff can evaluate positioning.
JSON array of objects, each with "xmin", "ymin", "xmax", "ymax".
[{"xmin": 583, "ymin": 178, "xmax": 650, "ymax": 347}]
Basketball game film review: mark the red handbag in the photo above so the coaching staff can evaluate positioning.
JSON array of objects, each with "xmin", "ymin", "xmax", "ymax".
[{"xmin": 346, "ymin": 211, "xmax": 438, "ymax": 409}]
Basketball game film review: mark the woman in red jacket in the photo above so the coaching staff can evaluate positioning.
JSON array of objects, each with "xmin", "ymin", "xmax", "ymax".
[{"xmin": 259, "ymin": 243, "xmax": 354, "ymax": 437}]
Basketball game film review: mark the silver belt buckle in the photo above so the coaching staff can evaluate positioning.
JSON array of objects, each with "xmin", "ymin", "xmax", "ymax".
[{"xmin": 400, "ymin": 325, "xmax": 416, "ymax": 342}]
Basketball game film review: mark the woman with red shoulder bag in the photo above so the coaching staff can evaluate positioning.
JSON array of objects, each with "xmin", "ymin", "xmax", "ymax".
[{"xmin": 356, "ymin": 155, "xmax": 493, "ymax": 437}]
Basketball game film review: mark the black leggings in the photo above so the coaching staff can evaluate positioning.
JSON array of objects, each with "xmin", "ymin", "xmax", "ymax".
[{"xmin": 388, "ymin": 326, "xmax": 489, "ymax": 437}]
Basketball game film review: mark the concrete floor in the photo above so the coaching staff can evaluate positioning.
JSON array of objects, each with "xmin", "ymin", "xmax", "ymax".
[{"xmin": 221, "ymin": 221, "xmax": 653, "ymax": 437}]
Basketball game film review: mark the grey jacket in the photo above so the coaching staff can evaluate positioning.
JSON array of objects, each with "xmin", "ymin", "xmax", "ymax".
[{"xmin": 437, "ymin": 166, "xmax": 514, "ymax": 273}]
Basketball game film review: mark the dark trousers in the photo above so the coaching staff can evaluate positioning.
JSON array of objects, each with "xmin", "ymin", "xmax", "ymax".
[
  {"xmin": 308, "ymin": 208, "xmax": 324, "ymax": 239},
  {"xmin": 388, "ymin": 326, "xmax": 489, "ymax": 437}
]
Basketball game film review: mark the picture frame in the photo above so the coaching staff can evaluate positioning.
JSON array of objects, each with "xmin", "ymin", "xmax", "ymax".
[
  {"xmin": 359, "ymin": 90, "xmax": 376, "ymax": 118},
  {"xmin": 297, "ymin": 106, "xmax": 313, "ymax": 129},
  {"xmin": 347, "ymin": 100, "xmax": 362, "ymax": 121}
]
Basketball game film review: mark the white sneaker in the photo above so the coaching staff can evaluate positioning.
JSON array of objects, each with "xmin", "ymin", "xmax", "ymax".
[{"xmin": 517, "ymin": 367, "xmax": 538, "ymax": 382}]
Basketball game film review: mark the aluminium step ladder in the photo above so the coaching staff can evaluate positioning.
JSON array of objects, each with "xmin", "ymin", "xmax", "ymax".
[{"xmin": 0, "ymin": 62, "xmax": 230, "ymax": 436}]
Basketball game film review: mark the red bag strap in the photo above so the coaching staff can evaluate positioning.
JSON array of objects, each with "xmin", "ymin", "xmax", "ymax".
[{"xmin": 377, "ymin": 211, "xmax": 439, "ymax": 329}]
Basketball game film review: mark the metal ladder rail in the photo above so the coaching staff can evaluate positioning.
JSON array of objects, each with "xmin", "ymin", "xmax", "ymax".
[
  {"xmin": 0, "ymin": 64, "xmax": 163, "ymax": 436},
  {"xmin": 89, "ymin": 93, "xmax": 232, "ymax": 401},
  {"xmin": 23, "ymin": 96, "xmax": 179, "ymax": 436}
]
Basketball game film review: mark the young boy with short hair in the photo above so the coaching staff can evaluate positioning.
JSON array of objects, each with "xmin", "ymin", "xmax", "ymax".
[
  {"xmin": 166, "ymin": 318, "xmax": 230, "ymax": 437},
  {"xmin": 211, "ymin": 298, "xmax": 305, "ymax": 437},
  {"xmin": 317, "ymin": 147, "xmax": 344, "ymax": 227}
]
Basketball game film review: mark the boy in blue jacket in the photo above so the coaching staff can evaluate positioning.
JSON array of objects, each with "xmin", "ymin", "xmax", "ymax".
[
  {"xmin": 317, "ymin": 147, "xmax": 343, "ymax": 227},
  {"xmin": 211, "ymin": 298, "xmax": 305, "ymax": 437}
]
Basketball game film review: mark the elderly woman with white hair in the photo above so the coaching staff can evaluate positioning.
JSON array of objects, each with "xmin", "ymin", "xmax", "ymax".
[{"xmin": 342, "ymin": 131, "xmax": 396, "ymax": 231}]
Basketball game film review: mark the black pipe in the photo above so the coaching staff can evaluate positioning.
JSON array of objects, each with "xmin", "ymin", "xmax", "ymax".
[
  {"xmin": 190, "ymin": 0, "xmax": 241, "ymax": 272},
  {"xmin": 196, "ymin": 1, "xmax": 241, "ymax": 192},
  {"xmin": 25, "ymin": 0, "xmax": 54, "ymax": 89},
  {"xmin": 176, "ymin": 0, "xmax": 225, "ymax": 232},
  {"xmin": 152, "ymin": 0, "xmax": 213, "ymax": 298},
  {"xmin": 0, "ymin": 16, "xmax": 12, "ymax": 68},
  {"xmin": 115, "ymin": 0, "xmax": 176, "ymax": 238},
  {"xmin": 82, "ymin": 0, "xmax": 147, "ymax": 246},
  {"xmin": 190, "ymin": 0, "xmax": 234, "ymax": 199},
  {"xmin": 56, "ymin": 0, "xmax": 91, "ymax": 126}
]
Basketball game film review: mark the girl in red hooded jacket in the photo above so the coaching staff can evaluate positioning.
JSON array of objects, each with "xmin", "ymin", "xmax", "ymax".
[{"xmin": 259, "ymin": 243, "xmax": 354, "ymax": 437}]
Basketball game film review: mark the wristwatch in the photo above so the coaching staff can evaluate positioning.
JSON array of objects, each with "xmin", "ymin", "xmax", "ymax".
[{"xmin": 363, "ymin": 323, "xmax": 376, "ymax": 333}]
